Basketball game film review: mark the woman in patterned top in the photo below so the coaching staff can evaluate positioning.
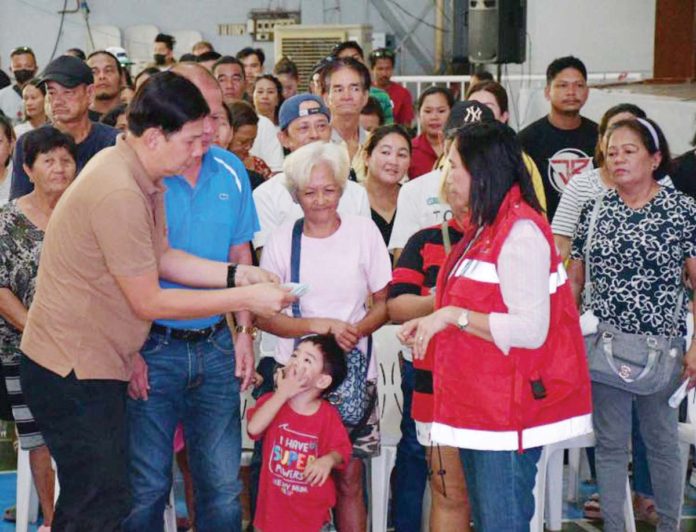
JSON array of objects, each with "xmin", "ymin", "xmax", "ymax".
[
  {"xmin": 0, "ymin": 127, "xmax": 77, "ymax": 531},
  {"xmin": 553, "ymin": 104, "xmax": 668, "ymax": 524},
  {"xmin": 569, "ymin": 118, "xmax": 696, "ymax": 532}
]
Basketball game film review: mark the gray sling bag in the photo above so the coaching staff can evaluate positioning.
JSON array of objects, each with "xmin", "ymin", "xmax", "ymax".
[{"xmin": 582, "ymin": 195, "xmax": 684, "ymax": 395}]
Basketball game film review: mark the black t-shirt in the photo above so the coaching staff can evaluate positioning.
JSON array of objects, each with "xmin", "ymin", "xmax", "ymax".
[
  {"xmin": 671, "ymin": 150, "xmax": 696, "ymax": 201},
  {"xmin": 0, "ymin": 70, "xmax": 10, "ymax": 90},
  {"xmin": 518, "ymin": 115, "xmax": 598, "ymax": 219},
  {"xmin": 10, "ymin": 122, "xmax": 119, "ymax": 199}
]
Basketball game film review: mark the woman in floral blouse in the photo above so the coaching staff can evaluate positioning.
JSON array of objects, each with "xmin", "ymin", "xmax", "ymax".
[
  {"xmin": 0, "ymin": 127, "xmax": 77, "ymax": 531},
  {"xmin": 569, "ymin": 118, "xmax": 696, "ymax": 532}
]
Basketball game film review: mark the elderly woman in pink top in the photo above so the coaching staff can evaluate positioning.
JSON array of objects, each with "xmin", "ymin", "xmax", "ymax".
[{"xmin": 258, "ymin": 140, "xmax": 391, "ymax": 532}]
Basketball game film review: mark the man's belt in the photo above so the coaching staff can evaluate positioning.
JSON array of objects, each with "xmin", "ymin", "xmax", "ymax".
[{"xmin": 150, "ymin": 319, "xmax": 226, "ymax": 342}]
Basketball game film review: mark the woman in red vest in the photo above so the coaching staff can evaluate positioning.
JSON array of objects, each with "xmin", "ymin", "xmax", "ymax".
[{"xmin": 399, "ymin": 121, "xmax": 592, "ymax": 530}]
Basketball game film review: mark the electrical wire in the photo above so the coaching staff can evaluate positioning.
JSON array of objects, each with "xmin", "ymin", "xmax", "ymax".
[
  {"xmin": 11, "ymin": 0, "xmax": 156, "ymax": 49},
  {"xmin": 81, "ymin": 1, "xmax": 96, "ymax": 52},
  {"xmin": 384, "ymin": 0, "xmax": 448, "ymax": 33},
  {"xmin": 49, "ymin": 0, "xmax": 69, "ymax": 62}
]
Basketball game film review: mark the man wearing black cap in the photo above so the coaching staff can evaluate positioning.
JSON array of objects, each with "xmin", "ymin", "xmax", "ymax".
[{"xmin": 10, "ymin": 55, "xmax": 118, "ymax": 199}]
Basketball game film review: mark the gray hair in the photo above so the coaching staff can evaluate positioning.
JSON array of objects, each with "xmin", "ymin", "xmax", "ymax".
[{"xmin": 283, "ymin": 141, "xmax": 350, "ymax": 199}]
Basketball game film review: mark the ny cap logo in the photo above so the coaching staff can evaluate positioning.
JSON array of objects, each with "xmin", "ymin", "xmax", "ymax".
[{"xmin": 464, "ymin": 107, "xmax": 483, "ymax": 123}]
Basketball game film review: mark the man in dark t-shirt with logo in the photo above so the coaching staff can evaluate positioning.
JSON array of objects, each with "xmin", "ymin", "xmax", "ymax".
[
  {"xmin": 518, "ymin": 56, "xmax": 598, "ymax": 219},
  {"xmin": 10, "ymin": 55, "xmax": 118, "ymax": 199}
]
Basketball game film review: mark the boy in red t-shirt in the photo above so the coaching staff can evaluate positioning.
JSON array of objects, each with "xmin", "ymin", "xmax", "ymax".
[{"xmin": 247, "ymin": 335, "xmax": 352, "ymax": 532}]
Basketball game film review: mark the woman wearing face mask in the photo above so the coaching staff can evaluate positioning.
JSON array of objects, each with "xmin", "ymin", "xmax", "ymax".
[
  {"xmin": 14, "ymin": 79, "xmax": 47, "ymax": 138},
  {"xmin": 364, "ymin": 125, "xmax": 412, "ymax": 247},
  {"xmin": 408, "ymin": 87, "xmax": 454, "ymax": 180}
]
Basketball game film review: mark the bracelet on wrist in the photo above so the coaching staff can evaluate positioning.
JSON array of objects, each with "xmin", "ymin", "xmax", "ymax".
[{"xmin": 227, "ymin": 263, "xmax": 237, "ymax": 288}]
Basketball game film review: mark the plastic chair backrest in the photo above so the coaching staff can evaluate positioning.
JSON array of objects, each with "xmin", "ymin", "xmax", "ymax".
[
  {"xmin": 372, "ymin": 325, "xmax": 404, "ymax": 442},
  {"xmin": 124, "ymin": 24, "xmax": 160, "ymax": 65},
  {"xmin": 91, "ymin": 25, "xmax": 122, "ymax": 51}
]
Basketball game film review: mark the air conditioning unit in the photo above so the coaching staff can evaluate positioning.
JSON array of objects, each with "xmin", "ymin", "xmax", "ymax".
[{"xmin": 274, "ymin": 24, "xmax": 372, "ymax": 91}]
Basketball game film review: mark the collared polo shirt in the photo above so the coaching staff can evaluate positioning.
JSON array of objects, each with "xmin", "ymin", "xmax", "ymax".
[
  {"xmin": 157, "ymin": 145, "xmax": 259, "ymax": 330},
  {"xmin": 21, "ymin": 135, "xmax": 168, "ymax": 381}
]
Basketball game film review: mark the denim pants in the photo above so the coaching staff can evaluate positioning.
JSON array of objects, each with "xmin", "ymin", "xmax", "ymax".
[
  {"xmin": 21, "ymin": 355, "xmax": 130, "ymax": 531},
  {"xmin": 459, "ymin": 446, "xmax": 542, "ymax": 531},
  {"xmin": 393, "ymin": 359, "xmax": 428, "ymax": 532},
  {"xmin": 124, "ymin": 326, "xmax": 242, "ymax": 532},
  {"xmin": 592, "ymin": 378, "xmax": 682, "ymax": 532}
]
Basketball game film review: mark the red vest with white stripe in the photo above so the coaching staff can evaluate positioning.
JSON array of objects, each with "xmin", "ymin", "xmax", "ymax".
[{"xmin": 430, "ymin": 186, "xmax": 592, "ymax": 451}]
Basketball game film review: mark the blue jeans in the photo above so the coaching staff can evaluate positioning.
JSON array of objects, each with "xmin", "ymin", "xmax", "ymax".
[
  {"xmin": 124, "ymin": 326, "xmax": 242, "ymax": 532},
  {"xmin": 393, "ymin": 359, "xmax": 428, "ymax": 532},
  {"xmin": 459, "ymin": 446, "xmax": 542, "ymax": 531}
]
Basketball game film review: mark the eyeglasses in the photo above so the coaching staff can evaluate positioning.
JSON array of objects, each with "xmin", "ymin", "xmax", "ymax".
[{"xmin": 370, "ymin": 48, "xmax": 395, "ymax": 60}]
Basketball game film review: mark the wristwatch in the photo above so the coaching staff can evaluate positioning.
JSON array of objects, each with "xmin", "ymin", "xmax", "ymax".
[
  {"xmin": 456, "ymin": 310, "xmax": 470, "ymax": 331},
  {"xmin": 235, "ymin": 325, "xmax": 258, "ymax": 339}
]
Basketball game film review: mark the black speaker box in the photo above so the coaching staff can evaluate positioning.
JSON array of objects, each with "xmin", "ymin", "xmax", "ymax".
[{"xmin": 468, "ymin": 0, "xmax": 526, "ymax": 64}]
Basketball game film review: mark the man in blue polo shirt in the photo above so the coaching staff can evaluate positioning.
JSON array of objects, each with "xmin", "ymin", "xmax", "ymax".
[{"xmin": 124, "ymin": 64, "xmax": 258, "ymax": 532}]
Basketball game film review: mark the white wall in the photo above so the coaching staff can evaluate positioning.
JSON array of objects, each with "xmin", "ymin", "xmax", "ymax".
[
  {"xmin": 0, "ymin": 0, "xmax": 433, "ymax": 74},
  {"xmin": 521, "ymin": 0, "xmax": 655, "ymax": 76},
  {"xmin": 0, "ymin": 0, "xmax": 655, "ymax": 76}
]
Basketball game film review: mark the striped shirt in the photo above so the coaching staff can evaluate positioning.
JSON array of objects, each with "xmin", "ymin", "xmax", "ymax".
[
  {"xmin": 552, "ymin": 168, "xmax": 673, "ymax": 237},
  {"xmin": 551, "ymin": 168, "xmax": 605, "ymax": 237}
]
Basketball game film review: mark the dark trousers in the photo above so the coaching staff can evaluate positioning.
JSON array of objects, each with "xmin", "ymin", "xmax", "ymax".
[{"xmin": 21, "ymin": 355, "xmax": 130, "ymax": 532}]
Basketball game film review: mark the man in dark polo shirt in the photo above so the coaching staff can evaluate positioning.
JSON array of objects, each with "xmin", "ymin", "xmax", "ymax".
[
  {"xmin": 19, "ymin": 72, "xmax": 294, "ymax": 531},
  {"xmin": 10, "ymin": 55, "xmax": 119, "ymax": 199}
]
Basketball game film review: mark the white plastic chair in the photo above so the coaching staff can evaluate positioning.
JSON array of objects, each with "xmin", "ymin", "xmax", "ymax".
[
  {"xmin": 531, "ymin": 431, "xmax": 636, "ymax": 532},
  {"xmin": 123, "ymin": 24, "xmax": 160, "ymax": 67},
  {"xmin": 370, "ymin": 325, "xmax": 403, "ymax": 532},
  {"xmin": 171, "ymin": 30, "xmax": 204, "ymax": 58},
  {"xmin": 15, "ymin": 448, "xmax": 39, "ymax": 532},
  {"xmin": 16, "ymin": 451, "xmax": 60, "ymax": 532},
  {"xmin": 678, "ymin": 388, "xmax": 696, "ymax": 524}
]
